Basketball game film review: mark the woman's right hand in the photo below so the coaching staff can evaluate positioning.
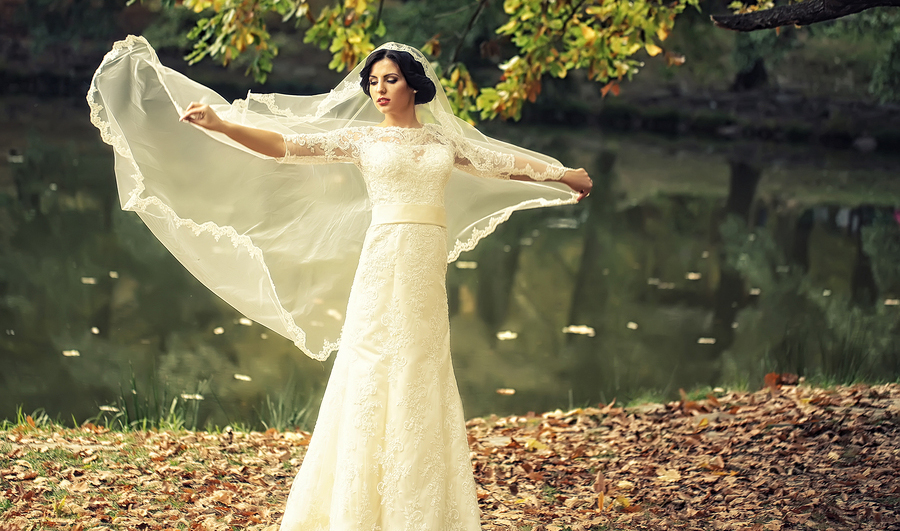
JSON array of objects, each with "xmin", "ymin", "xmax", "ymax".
[
  {"xmin": 179, "ymin": 102, "xmax": 224, "ymax": 132},
  {"xmin": 180, "ymin": 102, "xmax": 285, "ymax": 158}
]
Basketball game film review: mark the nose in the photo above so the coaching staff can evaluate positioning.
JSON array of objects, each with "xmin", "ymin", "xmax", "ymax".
[{"xmin": 377, "ymin": 81, "xmax": 386, "ymax": 94}]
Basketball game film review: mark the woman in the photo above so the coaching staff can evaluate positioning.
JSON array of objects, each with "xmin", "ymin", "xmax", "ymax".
[{"xmin": 89, "ymin": 38, "xmax": 591, "ymax": 530}]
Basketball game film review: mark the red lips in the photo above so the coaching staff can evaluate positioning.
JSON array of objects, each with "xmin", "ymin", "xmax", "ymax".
[{"xmin": 377, "ymin": 98, "xmax": 390, "ymax": 106}]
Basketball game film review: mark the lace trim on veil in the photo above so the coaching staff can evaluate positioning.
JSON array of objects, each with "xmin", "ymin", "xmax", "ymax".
[
  {"xmin": 248, "ymin": 93, "xmax": 299, "ymax": 119},
  {"xmin": 446, "ymin": 196, "xmax": 575, "ymax": 262},
  {"xmin": 86, "ymin": 35, "xmax": 327, "ymax": 360}
]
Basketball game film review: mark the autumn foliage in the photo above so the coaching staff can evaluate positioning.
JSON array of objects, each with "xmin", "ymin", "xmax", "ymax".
[
  {"xmin": 2, "ymin": 381, "xmax": 899, "ymax": 530},
  {"xmin": 165, "ymin": 0, "xmax": 698, "ymax": 122}
]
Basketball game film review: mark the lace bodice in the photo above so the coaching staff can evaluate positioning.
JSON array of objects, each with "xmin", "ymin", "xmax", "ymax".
[{"xmin": 279, "ymin": 124, "xmax": 568, "ymax": 208}]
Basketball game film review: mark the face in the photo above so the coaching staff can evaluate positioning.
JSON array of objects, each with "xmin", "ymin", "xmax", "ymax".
[{"xmin": 368, "ymin": 58, "xmax": 416, "ymax": 114}]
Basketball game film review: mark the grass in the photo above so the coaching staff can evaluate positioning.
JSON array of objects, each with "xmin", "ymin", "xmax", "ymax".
[
  {"xmin": 86, "ymin": 374, "xmax": 211, "ymax": 432},
  {"xmin": 0, "ymin": 406, "xmax": 53, "ymax": 431},
  {"xmin": 623, "ymin": 389, "xmax": 668, "ymax": 408},
  {"xmin": 2, "ymin": 373, "xmax": 319, "ymax": 435},
  {"xmin": 541, "ymin": 484, "xmax": 561, "ymax": 503},
  {"xmin": 4, "ymin": 371, "xmax": 898, "ymax": 437},
  {"xmin": 623, "ymin": 382, "xmax": 741, "ymax": 409},
  {"xmin": 256, "ymin": 379, "xmax": 317, "ymax": 432}
]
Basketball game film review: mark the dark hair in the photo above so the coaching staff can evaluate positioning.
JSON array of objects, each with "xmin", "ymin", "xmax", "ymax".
[{"xmin": 359, "ymin": 49, "xmax": 436, "ymax": 105}]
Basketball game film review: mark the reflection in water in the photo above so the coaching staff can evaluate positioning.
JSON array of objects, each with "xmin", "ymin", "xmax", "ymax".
[{"xmin": 2, "ymin": 102, "xmax": 900, "ymax": 426}]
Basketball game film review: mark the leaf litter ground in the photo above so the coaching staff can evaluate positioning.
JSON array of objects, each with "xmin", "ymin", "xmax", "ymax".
[{"xmin": 1, "ymin": 380, "xmax": 898, "ymax": 530}]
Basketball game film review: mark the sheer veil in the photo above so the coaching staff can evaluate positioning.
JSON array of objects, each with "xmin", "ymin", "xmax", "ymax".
[{"xmin": 87, "ymin": 36, "xmax": 577, "ymax": 361}]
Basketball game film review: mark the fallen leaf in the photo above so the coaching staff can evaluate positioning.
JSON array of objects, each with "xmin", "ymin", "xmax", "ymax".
[
  {"xmin": 656, "ymin": 468, "xmax": 681, "ymax": 482},
  {"xmin": 593, "ymin": 470, "xmax": 606, "ymax": 494}
]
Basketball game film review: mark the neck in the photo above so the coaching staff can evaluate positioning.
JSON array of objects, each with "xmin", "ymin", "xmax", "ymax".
[{"xmin": 379, "ymin": 108, "xmax": 421, "ymax": 129}]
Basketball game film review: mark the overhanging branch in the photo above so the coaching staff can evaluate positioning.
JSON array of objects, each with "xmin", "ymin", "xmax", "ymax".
[
  {"xmin": 711, "ymin": 0, "xmax": 900, "ymax": 31},
  {"xmin": 450, "ymin": 0, "xmax": 491, "ymax": 64}
]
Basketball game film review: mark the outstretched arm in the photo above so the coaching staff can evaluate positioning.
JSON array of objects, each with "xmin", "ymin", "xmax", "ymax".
[
  {"xmin": 180, "ymin": 102, "xmax": 285, "ymax": 158},
  {"xmin": 453, "ymin": 139, "xmax": 593, "ymax": 201},
  {"xmin": 180, "ymin": 102, "xmax": 359, "ymax": 164},
  {"xmin": 511, "ymin": 164, "xmax": 592, "ymax": 202}
]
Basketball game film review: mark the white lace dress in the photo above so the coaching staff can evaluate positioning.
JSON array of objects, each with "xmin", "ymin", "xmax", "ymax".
[
  {"xmin": 86, "ymin": 39, "xmax": 578, "ymax": 530},
  {"xmin": 276, "ymin": 124, "xmax": 566, "ymax": 531}
]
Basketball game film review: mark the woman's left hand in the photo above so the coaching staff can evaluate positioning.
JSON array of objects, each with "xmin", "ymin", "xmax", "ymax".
[{"xmin": 561, "ymin": 168, "xmax": 593, "ymax": 202}]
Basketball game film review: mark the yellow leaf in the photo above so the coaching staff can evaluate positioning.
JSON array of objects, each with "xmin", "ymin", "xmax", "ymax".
[
  {"xmin": 525, "ymin": 438, "xmax": 547, "ymax": 451},
  {"xmin": 504, "ymin": 0, "xmax": 521, "ymax": 14},
  {"xmin": 645, "ymin": 43, "xmax": 662, "ymax": 57},
  {"xmin": 497, "ymin": 19, "xmax": 517, "ymax": 34},
  {"xmin": 581, "ymin": 25, "xmax": 597, "ymax": 44},
  {"xmin": 598, "ymin": 491, "xmax": 604, "ymax": 513},
  {"xmin": 656, "ymin": 26, "xmax": 670, "ymax": 41}
]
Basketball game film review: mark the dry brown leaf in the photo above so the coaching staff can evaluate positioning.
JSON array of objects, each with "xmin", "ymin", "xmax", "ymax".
[
  {"xmin": 593, "ymin": 469, "xmax": 606, "ymax": 494},
  {"xmin": 2, "ymin": 383, "xmax": 899, "ymax": 530}
]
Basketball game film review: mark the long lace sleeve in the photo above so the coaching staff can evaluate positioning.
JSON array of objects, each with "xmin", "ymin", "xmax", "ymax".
[
  {"xmin": 451, "ymin": 135, "xmax": 568, "ymax": 181},
  {"xmin": 277, "ymin": 128, "xmax": 361, "ymax": 165}
]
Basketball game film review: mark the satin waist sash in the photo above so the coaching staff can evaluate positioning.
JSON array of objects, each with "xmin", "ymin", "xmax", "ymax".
[{"xmin": 371, "ymin": 204, "xmax": 447, "ymax": 228}]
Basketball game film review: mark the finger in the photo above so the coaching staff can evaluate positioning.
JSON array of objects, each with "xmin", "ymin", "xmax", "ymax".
[
  {"xmin": 180, "ymin": 108, "xmax": 203, "ymax": 122},
  {"xmin": 179, "ymin": 102, "xmax": 202, "ymax": 121}
]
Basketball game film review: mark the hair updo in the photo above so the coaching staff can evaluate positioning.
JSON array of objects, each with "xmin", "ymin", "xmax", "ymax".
[{"xmin": 359, "ymin": 49, "xmax": 436, "ymax": 105}]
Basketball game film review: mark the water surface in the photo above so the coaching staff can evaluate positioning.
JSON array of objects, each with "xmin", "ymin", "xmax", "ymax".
[{"xmin": 2, "ymin": 97, "xmax": 898, "ymax": 427}]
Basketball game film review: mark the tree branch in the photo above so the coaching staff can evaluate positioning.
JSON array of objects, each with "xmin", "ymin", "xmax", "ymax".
[
  {"xmin": 373, "ymin": 0, "xmax": 385, "ymax": 29},
  {"xmin": 561, "ymin": 0, "xmax": 590, "ymax": 32},
  {"xmin": 450, "ymin": 0, "xmax": 491, "ymax": 64},
  {"xmin": 710, "ymin": 0, "xmax": 900, "ymax": 32}
]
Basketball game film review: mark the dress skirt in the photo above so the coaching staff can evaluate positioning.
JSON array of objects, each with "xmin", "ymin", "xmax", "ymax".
[{"xmin": 278, "ymin": 221, "xmax": 482, "ymax": 531}]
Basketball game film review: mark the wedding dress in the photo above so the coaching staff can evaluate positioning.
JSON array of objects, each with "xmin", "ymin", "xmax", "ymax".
[
  {"xmin": 276, "ymin": 126, "xmax": 569, "ymax": 530},
  {"xmin": 87, "ymin": 37, "xmax": 577, "ymax": 530}
]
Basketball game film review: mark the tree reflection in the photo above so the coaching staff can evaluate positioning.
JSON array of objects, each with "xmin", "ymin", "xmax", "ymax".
[
  {"xmin": 0, "ymin": 133, "xmax": 327, "ymax": 426},
  {"xmin": 5, "ymin": 122, "xmax": 900, "ymax": 424}
]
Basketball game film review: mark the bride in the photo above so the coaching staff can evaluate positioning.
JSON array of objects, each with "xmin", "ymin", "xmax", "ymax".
[{"xmin": 89, "ymin": 37, "xmax": 591, "ymax": 530}]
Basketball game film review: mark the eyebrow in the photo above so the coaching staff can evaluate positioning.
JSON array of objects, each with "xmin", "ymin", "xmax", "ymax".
[{"xmin": 369, "ymin": 73, "xmax": 399, "ymax": 79}]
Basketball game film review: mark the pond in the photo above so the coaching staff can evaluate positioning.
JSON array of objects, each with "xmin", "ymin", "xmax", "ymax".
[{"xmin": 2, "ymin": 95, "xmax": 899, "ymax": 428}]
